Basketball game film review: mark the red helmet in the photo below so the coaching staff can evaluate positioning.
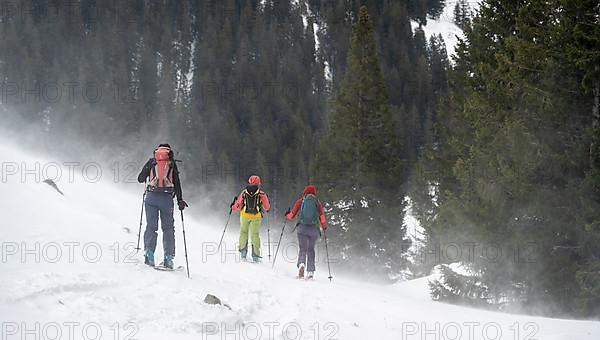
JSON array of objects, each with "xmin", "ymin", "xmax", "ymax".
[
  {"xmin": 248, "ymin": 175, "xmax": 261, "ymax": 186},
  {"xmin": 303, "ymin": 185, "xmax": 316, "ymax": 195}
]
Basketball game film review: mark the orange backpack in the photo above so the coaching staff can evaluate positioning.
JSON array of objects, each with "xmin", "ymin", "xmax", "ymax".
[{"xmin": 149, "ymin": 146, "xmax": 174, "ymax": 191}]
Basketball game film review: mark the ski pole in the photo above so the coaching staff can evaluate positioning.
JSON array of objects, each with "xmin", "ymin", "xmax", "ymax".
[
  {"xmin": 180, "ymin": 210, "xmax": 191, "ymax": 279},
  {"xmin": 290, "ymin": 222, "xmax": 299, "ymax": 234},
  {"xmin": 218, "ymin": 196, "xmax": 238, "ymax": 252},
  {"xmin": 135, "ymin": 183, "xmax": 147, "ymax": 252},
  {"xmin": 323, "ymin": 229, "xmax": 333, "ymax": 282},
  {"xmin": 272, "ymin": 209, "xmax": 290, "ymax": 269},
  {"xmin": 267, "ymin": 213, "xmax": 271, "ymax": 262}
]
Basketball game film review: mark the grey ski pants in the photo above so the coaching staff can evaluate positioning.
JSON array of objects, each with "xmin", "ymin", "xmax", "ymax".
[
  {"xmin": 144, "ymin": 191, "xmax": 175, "ymax": 257},
  {"xmin": 297, "ymin": 223, "xmax": 320, "ymax": 272}
]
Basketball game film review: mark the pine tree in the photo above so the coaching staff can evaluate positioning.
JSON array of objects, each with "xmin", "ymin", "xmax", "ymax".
[
  {"xmin": 559, "ymin": 0, "xmax": 600, "ymax": 316},
  {"xmin": 453, "ymin": 0, "xmax": 470, "ymax": 30},
  {"xmin": 314, "ymin": 6, "xmax": 408, "ymax": 280}
]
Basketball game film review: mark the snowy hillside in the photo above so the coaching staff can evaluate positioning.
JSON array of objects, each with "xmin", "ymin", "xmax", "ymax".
[
  {"xmin": 411, "ymin": 1, "xmax": 480, "ymax": 57},
  {"xmin": 1, "ymin": 143, "xmax": 599, "ymax": 340}
]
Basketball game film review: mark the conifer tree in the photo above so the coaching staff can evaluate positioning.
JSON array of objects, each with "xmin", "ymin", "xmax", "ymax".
[
  {"xmin": 314, "ymin": 6, "xmax": 409, "ymax": 279},
  {"xmin": 453, "ymin": 0, "xmax": 470, "ymax": 30}
]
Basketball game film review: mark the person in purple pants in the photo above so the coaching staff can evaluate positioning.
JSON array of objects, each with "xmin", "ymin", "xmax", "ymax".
[{"xmin": 285, "ymin": 185, "xmax": 327, "ymax": 279}]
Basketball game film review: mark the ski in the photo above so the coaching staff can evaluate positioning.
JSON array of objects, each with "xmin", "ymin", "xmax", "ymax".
[
  {"xmin": 154, "ymin": 265, "xmax": 185, "ymax": 272},
  {"xmin": 295, "ymin": 276, "xmax": 315, "ymax": 280},
  {"xmin": 153, "ymin": 262, "xmax": 185, "ymax": 272}
]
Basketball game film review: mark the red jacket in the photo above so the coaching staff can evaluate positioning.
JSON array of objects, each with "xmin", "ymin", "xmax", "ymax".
[{"xmin": 286, "ymin": 185, "xmax": 327, "ymax": 229}]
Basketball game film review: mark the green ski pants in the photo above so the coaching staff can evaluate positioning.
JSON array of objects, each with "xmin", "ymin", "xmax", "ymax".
[{"xmin": 239, "ymin": 216, "xmax": 262, "ymax": 257}]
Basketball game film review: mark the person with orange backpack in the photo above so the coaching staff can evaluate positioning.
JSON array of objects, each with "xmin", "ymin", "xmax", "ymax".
[
  {"xmin": 285, "ymin": 185, "xmax": 327, "ymax": 279},
  {"xmin": 137, "ymin": 144, "xmax": 188, "ymax": 269},
  {"xmin": 231, "ymin": 175, "xmax": 270, "ymax": 262}
]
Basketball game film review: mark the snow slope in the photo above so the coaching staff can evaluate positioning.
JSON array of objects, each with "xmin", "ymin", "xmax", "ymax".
[
  {"xmin": 1, "ymin": 143, "xmax": 600, "ymax": 340},
  {"xmin": 410, "ymin": 1, "xmax": 482, "ymax": 58},
  {"xmin": 412, "ymin": 18, "xmax": 464, "ymax": 58}
]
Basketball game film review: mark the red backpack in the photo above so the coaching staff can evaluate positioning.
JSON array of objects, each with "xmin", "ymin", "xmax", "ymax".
[{"xmin": 149, "ymin": 146, "xmax": 174, "ymax": 192}]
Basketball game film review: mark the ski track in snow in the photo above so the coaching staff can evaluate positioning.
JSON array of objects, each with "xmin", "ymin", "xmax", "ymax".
[{"xmin": 1, "ymin": 143, "xmax": 600, "ymax": 340}]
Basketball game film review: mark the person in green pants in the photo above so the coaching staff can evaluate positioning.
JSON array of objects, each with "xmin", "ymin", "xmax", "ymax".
[{"xmin": 232, "ymin": 175, "xmax": 270, "ymax": 262}]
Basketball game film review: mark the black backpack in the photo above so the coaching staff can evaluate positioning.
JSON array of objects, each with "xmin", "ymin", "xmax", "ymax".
[{"xmin": 243, "ymin": 185, "xmax": 261, "ymax": 214}]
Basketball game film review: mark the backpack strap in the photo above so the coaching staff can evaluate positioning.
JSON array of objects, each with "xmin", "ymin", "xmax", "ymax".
[
  {"xmin": 241, "ymin": 189, "xmax": 248, "ymax": 209},
  {"xmin": 299, "ymin": 194, "xmax": 307, "ymax": 219},
  {"xmin": 166, "ymin": 160, "xmax": 173, "ymax": 176},
  {"xmin": 256, "ymin": 191, "xmax": 263, "ymax": 212},
  {"xmin": 258, "ymin": 190, "xmax": 265, "ymax": 216}
]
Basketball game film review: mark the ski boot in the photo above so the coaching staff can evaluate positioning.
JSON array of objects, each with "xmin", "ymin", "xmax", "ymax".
[
  {"xmin": 298, "ymin": 263, "xmax": 305, "ymax": 279},
  {"xmin": 164, "ymin": 255, "xmax": 174, "ymax": 269},
  {"xmin": 306, "ymin": 271, "xmax": 314, "ymax": 280},
  {"xmin": 144, "ymin": 250, "xmax": 155, "ymax": 267},
  {"xmin": 251, "ymin": 250, "xmax": 261, "ymax": 263},
  {"xmin": 240, "ymin": 248, "xmax": 248, "ymax": 261}
]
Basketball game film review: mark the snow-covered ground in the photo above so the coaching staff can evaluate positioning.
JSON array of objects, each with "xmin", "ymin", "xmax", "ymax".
[{"xmin": 1, "ymin": 143, "xmax": 599, "ymax": 340}]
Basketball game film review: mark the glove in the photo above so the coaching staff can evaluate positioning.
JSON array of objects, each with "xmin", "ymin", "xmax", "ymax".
[
  {"xmin": 149, "ymin": 158, "xmax": 157, "ymax": 167},
  {"xmin": 178, "ymin": 200, "xmax": 188, "ymax": 211},
  {"xmin": 284, "ymin": 208, "xmax": 292, "ymax": 220}
]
